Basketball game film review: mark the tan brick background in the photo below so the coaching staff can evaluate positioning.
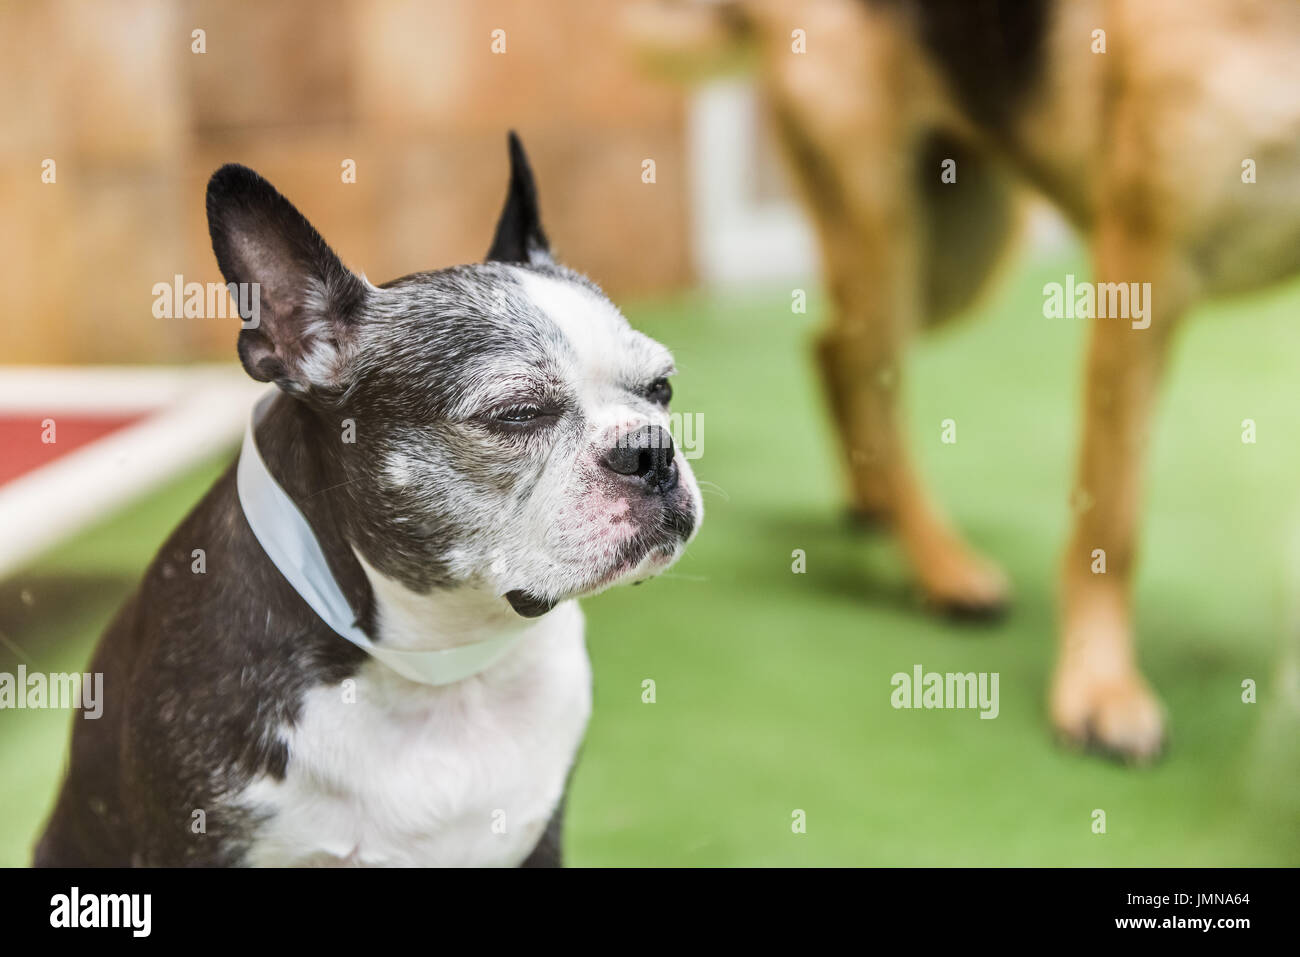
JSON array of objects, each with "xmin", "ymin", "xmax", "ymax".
[{"xmin": 0, "ymin": 0, "xmax": 692, "ymax": 364}]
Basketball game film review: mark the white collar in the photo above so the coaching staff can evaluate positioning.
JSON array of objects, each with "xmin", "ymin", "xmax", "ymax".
[{"xmin": 236, "ymin": 390, "xmax": 523, "ymax": 686}]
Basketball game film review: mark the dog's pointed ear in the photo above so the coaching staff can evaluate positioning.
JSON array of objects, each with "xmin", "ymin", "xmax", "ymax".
[
  {"xmin": 206, "ymin": 164, "xmax": 367, "ymax": 397},
  {"xmin": 486, "ymin": 132, "xmax": 552, "ymax": 265}
]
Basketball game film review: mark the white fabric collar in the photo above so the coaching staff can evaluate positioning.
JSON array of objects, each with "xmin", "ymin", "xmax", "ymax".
[{"xmin": 236, "ymin": 390, "xmax": 522, "ymax": 686}]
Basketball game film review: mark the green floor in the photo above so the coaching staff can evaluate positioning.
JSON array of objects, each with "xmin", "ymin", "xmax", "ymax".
[{"xmin": 4, "ymin": 251, "xmax": 1299, "ymax": 866}]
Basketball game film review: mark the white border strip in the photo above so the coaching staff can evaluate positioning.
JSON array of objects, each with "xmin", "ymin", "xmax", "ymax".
[{"xmin": 0, "ymin": 366, "xmax": 264, "ymax": 578}]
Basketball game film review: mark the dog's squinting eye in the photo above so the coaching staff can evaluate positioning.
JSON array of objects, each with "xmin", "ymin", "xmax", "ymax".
[
  {"xmin": 495, "ymin": 406, "xmax": 547, "ymax": 425},
  {"xmin": 647, "ymin": 378, "xmax": 672, "ymax": 406}
]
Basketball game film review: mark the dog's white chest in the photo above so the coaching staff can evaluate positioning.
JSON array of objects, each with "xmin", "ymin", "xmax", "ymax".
[{"xmin": 237, "ymin": 603, "xmax": 591, "ymax": 867}]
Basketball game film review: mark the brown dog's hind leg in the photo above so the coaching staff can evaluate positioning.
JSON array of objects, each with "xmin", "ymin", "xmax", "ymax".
[
  {"xmin": 1051, "ymin": 220, "xmax": 1191, "ymax": 762},
  {"xmin": 813, "ymin": 317, "xmax": 1010, "ymax": 617},
  {"xmin": 760, "ymin": 0, "xmax": 1009, "ymax": 615},
  {"xmin": 779, "ymin": 146, "xmax": 1010, "ymax": 614},
  {"xmin": 834, "ymin": 136, "xmax": 1020, "ymax": 538}
]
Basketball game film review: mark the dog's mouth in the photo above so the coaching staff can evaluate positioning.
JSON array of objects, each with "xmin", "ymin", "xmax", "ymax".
[
  {"xmin": 503, "ymin": 538, "xmax": 682, "ymax": 619},
  {"xmin": 502, "ymin": 494, "xmax": 698, "ymax": 619},
  {"xmin": 504, "ymin": 589, "xmax": 558, "ymax": 618}
]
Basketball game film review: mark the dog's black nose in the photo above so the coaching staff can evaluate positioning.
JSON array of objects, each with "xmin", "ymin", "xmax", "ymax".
[{"xmin": 602, "ymin": 424, "xmax": 678, "ymax": 492}]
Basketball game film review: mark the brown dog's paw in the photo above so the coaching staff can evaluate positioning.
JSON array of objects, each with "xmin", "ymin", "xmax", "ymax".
[
  {"xmin": 1050, "ymin": 667, "xmax": 1167, "ymax": 764},
  {"xmin": 915, "ymin": 547, "xmax": 1011, "ymax": 620}
]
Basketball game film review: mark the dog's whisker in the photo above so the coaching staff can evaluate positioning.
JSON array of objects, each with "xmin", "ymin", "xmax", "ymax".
[
  {"xmin": 696, "ymin": 480, "xmax": 730, "ymax": 502},
  {"xmin": 655, "ymin": 571, "xmax": 710, "ymax": 583},
  {"xmin": 0, "ymin": 628, "xmax": 36, "ymax": 666},
  {"xmin": 307, "ymin": 476, "xmax": 363, "ymax": 498}
]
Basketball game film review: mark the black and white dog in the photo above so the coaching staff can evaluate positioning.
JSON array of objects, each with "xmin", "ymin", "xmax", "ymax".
[{"xmin": 34, "ymin": 134, "xmax": 702, "ymax": 867}]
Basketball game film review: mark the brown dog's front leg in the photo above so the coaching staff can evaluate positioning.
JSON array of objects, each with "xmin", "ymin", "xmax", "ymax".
[{"xmin": 1051, "ymin": 228, "xmax": 1190, "ymax": 762}]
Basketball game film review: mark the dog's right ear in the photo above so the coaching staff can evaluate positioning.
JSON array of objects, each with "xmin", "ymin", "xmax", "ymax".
[
  {"xmin": 486, "ymin": 132, "xmax": 552, "ymax": 265},
  {"xmin": 206, "ymin": 164, "xmax": 367, "ymax": 397}
]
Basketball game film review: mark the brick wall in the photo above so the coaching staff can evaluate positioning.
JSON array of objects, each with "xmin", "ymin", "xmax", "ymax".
[{"xmin": 0, "ymin": 0, "xmax": 691, "ymax": 363}]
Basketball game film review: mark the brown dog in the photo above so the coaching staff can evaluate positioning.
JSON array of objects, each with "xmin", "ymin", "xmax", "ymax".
[{"xmin": 630, "ymin": 0, "xmax": 1300, "ymax": 760}]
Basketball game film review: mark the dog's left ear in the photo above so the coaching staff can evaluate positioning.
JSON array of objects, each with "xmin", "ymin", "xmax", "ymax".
[
  {"xmin": 207, "ymin": 164, "xmax": 367, "ymax": 399},
  {"xmin": 486, "ymin": 131, "xmax": 552, "ymax": 265}
]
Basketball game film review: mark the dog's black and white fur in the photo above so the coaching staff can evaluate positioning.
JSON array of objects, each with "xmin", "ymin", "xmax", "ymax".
[{"xmin": 34, "ymin": 134, "xmax": 702, "ymax": 867}]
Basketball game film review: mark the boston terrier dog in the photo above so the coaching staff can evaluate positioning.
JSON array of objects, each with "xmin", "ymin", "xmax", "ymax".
[{"xmin": 34, "ymin": 133, "xmax": 702, "ymax": 867}]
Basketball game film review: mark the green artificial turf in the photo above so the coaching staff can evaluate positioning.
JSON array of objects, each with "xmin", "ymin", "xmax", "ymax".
[{"xmin": 3, "ymin": 249, "xmax": 1299, "ymax": 866}]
